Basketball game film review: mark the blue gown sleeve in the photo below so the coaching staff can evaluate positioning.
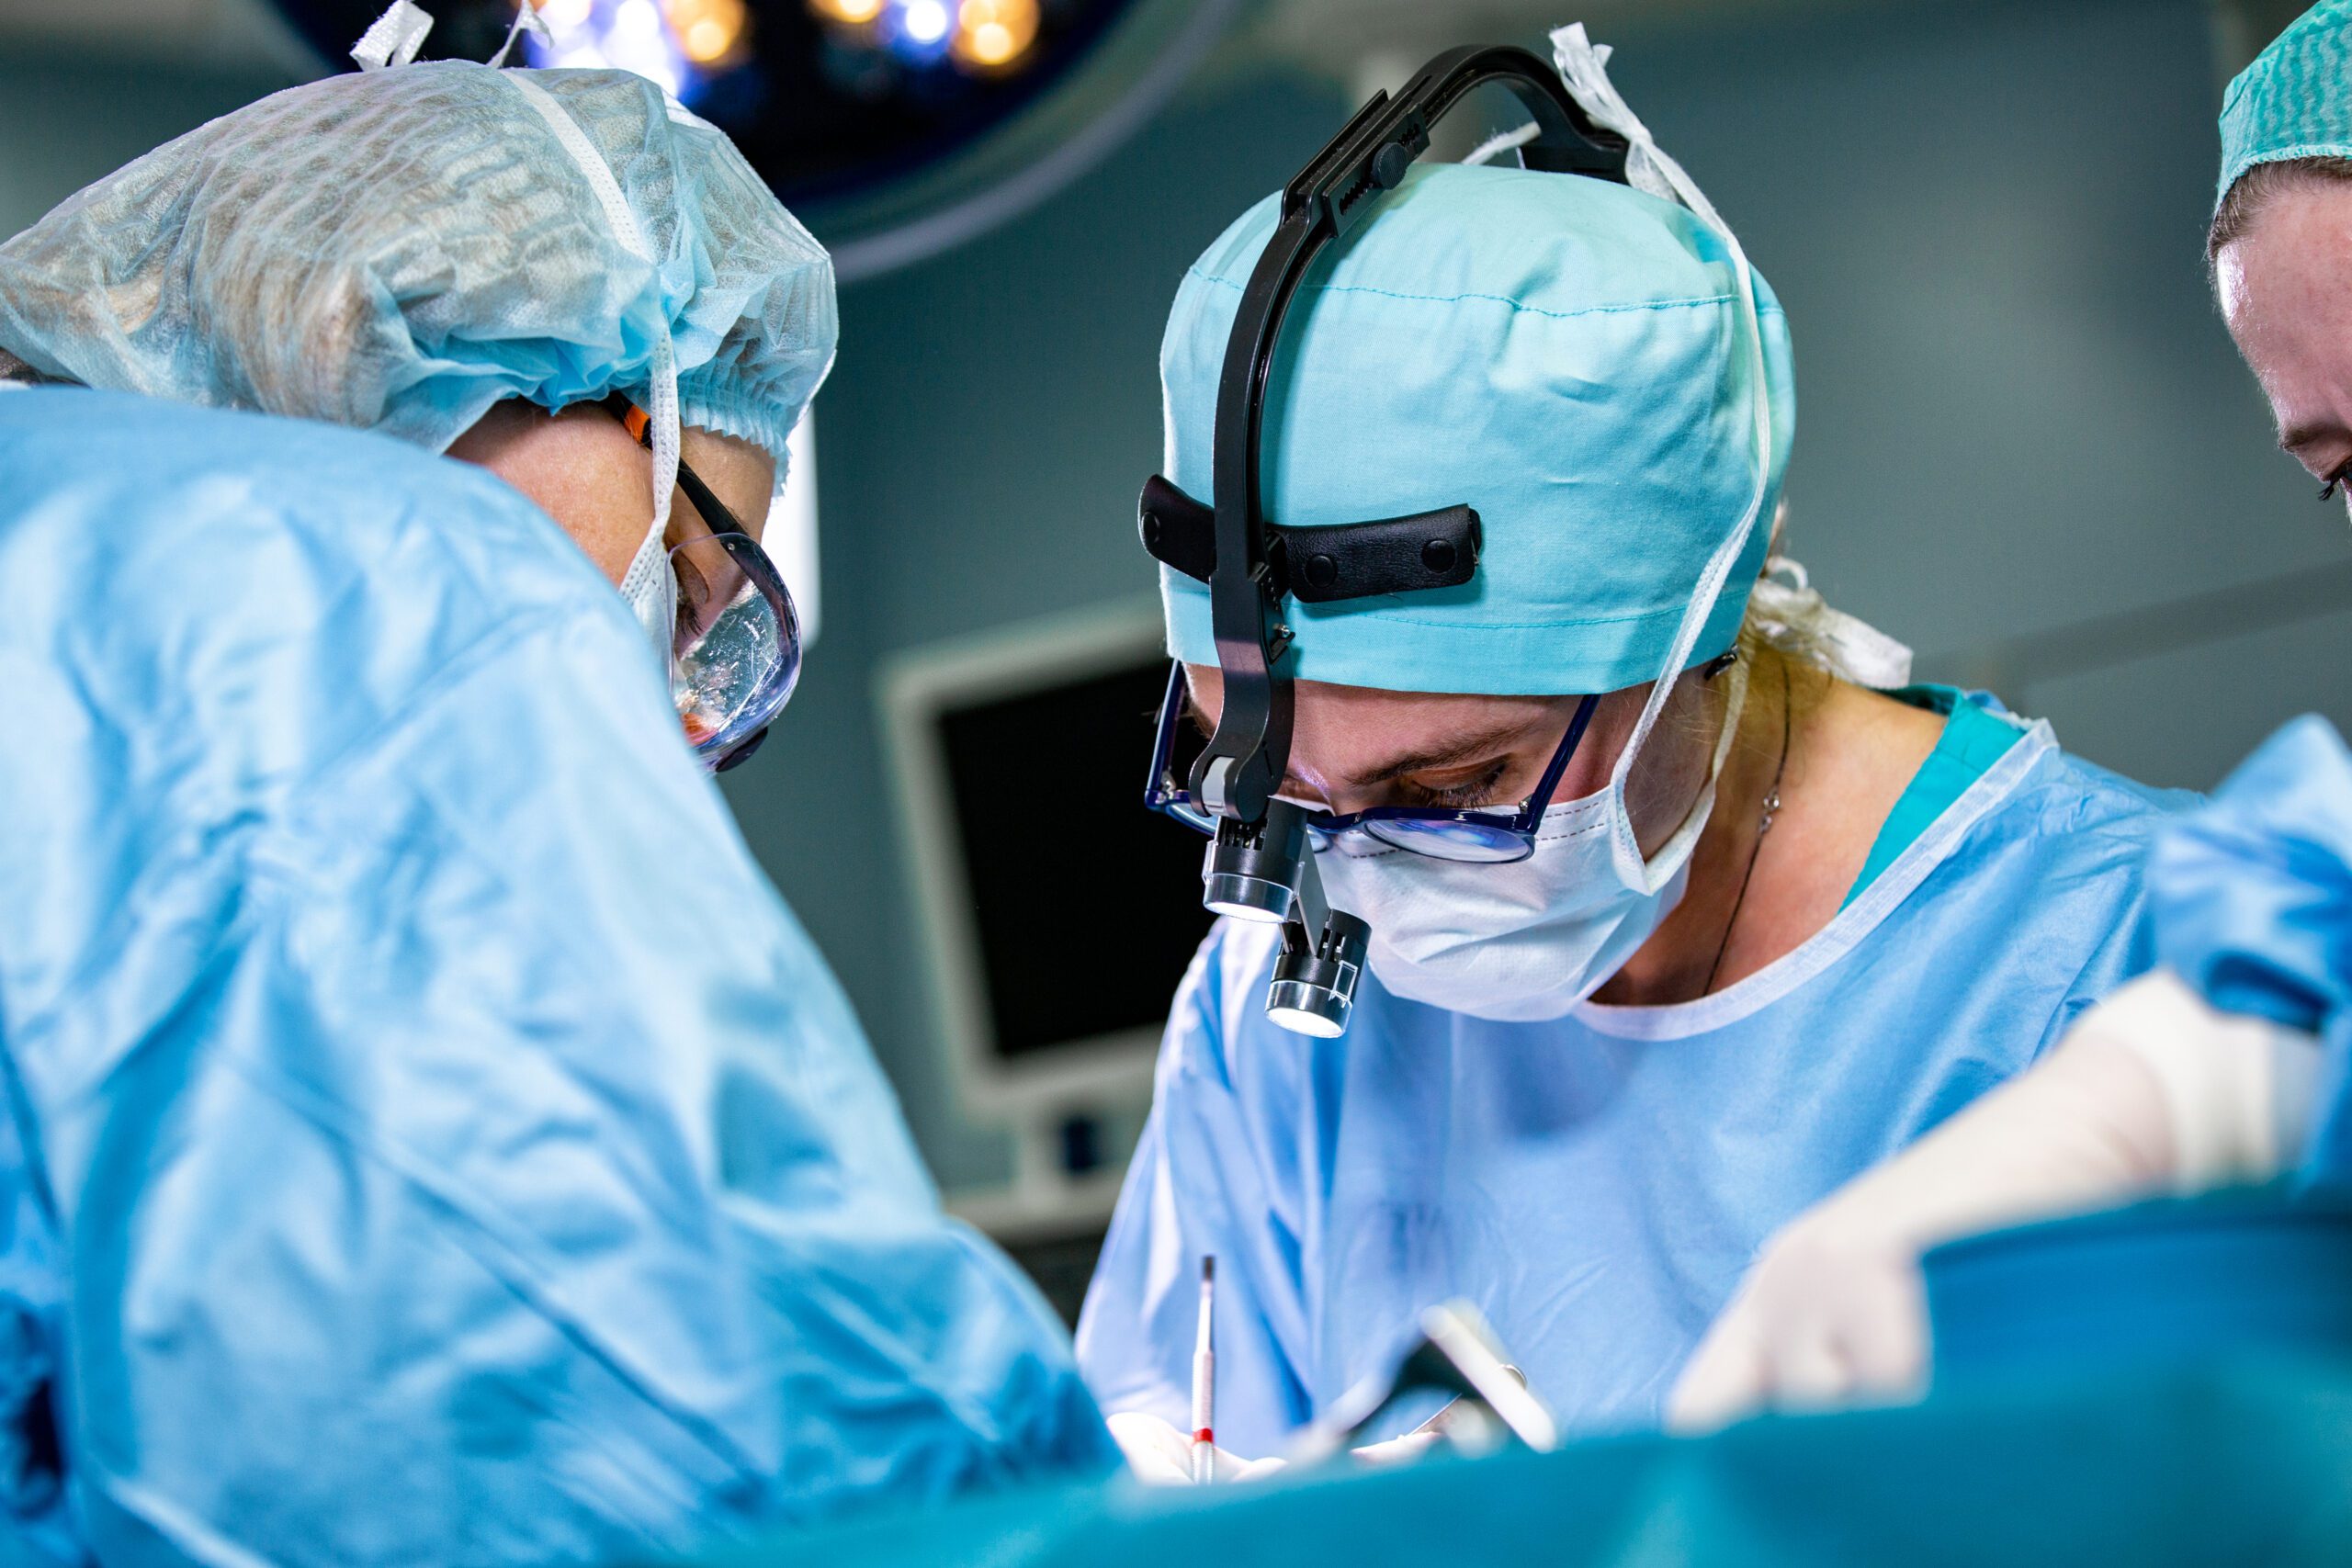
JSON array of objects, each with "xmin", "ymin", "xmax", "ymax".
[
  {"xmin": 1073, "ymin": 925, "xmax": 1317, "ymax": 1460},
  {"xmin": 0, "ymin": 392, "xmax": 1114, "ymax": 1567},
  {"xmin": 2149, "ymin": 715, "xmax": 2352, "ymax": 1181}
]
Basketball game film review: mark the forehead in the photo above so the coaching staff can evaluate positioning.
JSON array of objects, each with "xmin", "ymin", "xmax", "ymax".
[{"xmin": 2222, "ymin": 184, "xmax": 2352, "ymax": 385}]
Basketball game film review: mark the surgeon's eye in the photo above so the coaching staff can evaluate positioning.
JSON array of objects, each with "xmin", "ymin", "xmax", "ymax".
[
  {"xmin": 673, "ymin": 554, "xmax": 717, "ymax": 646},
  {"xmin": 1399, "ymin": 760, "xmax": 1510, "ymax": 811},
  {"xmin": 2323, "ymin": 461, "xmax": 2352, "ymax": 502}
]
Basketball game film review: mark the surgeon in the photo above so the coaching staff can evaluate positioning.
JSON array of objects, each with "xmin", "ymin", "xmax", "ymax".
[
  {"xmin": 0, "ymin": 45, "xmax": 1113, "ymax": 1567},
  {"xmin": 1668, "ymin": 0, "xmax": 2352, "ymax": 1431},
  {"xmin": 1073, "ymin": 28, "xmax": 2188, "ymax": 1471}
]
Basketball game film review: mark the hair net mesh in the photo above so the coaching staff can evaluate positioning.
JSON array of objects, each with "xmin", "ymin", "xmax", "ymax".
[
  {"xmin": 2218, "ymin": 1, "xmax": 2352, "ymax": 211},
  {"xmin": 0, "ymin": 61, "xmax": 834, "ymax": 468}
]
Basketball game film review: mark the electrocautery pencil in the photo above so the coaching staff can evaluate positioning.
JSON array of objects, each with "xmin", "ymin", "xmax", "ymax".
[{"xmin": 1191, "ymin": 1256, "xmax": 1216, "ymax": 1484}]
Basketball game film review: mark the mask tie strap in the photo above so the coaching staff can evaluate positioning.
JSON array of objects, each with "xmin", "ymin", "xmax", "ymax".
[
  {"xmin": 1748, "ymin": 548, "xmax": 1916, "ymax": 690},
  {"xmin": 350, "ymin": 0, "xmax": 435, "ymax": 68},
  {"xmin": 1549, "ymin": 24, "xmax": 1775, "ymax": 891},
  {"xmin": 500, "ymin": 73, "xmax": 682, "ymax": 551},
  {"xmin": 487, "ymin": 1, "xmax": 553, "ymax": 68}
]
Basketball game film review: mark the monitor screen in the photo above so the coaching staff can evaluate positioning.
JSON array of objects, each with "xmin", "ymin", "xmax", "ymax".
[{"xmin": 935, "ymin": 657, "xmax": 1211, "ymax": 1062}]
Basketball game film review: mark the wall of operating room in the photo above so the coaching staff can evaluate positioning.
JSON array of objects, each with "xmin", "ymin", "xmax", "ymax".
[{"xmin": 6, "ymin": 0, "xmax": 2343, "ymax": 1196}]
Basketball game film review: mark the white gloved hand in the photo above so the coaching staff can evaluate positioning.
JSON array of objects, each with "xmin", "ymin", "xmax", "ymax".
[
  {"xmin": 1668, "ymin": 970, "xmax": 2316, "ymax": 1433},
  {"xmin": 1350, "ymin": 1429, "xmax": 1441, "ymax": 1468},
  {"xmin": 1104, "ymin": 1412, "xmax": 1287, "ymax": 1485}
]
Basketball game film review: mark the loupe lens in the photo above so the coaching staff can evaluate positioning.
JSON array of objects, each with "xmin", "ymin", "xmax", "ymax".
[{"xmin": 668, "ymin": 531, "xmax": 800, "ymax": 766}]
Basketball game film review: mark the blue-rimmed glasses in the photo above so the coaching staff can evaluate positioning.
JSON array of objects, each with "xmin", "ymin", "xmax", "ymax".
[{"xmin": 1142, "ymin": 661, "xmax": 1600, "ymax": 864}]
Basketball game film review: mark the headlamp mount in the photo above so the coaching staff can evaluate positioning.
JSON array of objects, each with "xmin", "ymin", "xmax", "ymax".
[{"xmin": 1139, "ymin": 45, "xmax": 1630, "ymax": 1037}]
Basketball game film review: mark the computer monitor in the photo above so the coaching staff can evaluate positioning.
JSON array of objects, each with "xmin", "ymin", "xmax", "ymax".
[{"xmin": 881, "ymin": 597, "xmax": 1213, "ymax": 1129}]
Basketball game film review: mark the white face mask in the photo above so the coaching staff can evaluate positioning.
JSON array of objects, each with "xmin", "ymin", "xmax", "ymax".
[{"xmin": 1315, "ymin": 661, "xmax": 1747, "ymax": 1021}]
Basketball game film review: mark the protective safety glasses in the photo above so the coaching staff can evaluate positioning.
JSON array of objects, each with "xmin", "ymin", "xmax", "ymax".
[
  {"xmin": 1143, "ymin": 661, "xmax": 1600, "ymax": 863},
  {"xmin": 614, "ymin": 398, "xmax": 800, "ymax": 773}
]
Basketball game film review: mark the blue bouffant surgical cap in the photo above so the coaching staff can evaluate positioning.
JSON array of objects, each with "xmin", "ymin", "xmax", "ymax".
[
  {"xmin": 0, "ymin": 61, "xmax": 834, "ymax": 469},
  {"xmin": 1157, "ymin": 159, "xmax": 1794, "ymax": 698},
  {"xmin": 2219, "ymin": 1, "xmax": 2352, "ymax": 211}
]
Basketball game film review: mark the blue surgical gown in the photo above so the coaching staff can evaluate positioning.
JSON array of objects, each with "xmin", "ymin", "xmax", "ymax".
[
  {"xmin": 2149, "ymin": 716, "xmax": 2352, "ymax": 1183},
  {"xmin": 0, "ymin": 389, "xmax": 1114, "ymax": 1565},
  {"xmin": 1076, "ymin": 712, "xmax": 2187, "ymax": 1452}
]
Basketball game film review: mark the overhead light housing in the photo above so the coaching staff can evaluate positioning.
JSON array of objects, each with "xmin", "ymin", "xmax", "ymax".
[{"xmin": 270, "ymin": 0, "xmax": 1242, "ymax": 280}]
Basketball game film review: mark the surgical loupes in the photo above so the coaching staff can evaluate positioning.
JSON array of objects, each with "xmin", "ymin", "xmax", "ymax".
[{"xmin": 1200, "ymin": 798, "xmax": 1370, "ymax": 1038}]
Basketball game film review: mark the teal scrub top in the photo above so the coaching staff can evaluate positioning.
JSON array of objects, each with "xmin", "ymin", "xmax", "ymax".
[{"xmin": 1848, "ymin": 686, "xmax": 2028, "ymax": 907}]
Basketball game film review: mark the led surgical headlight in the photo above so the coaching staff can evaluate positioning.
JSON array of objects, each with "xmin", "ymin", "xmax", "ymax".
[
  {"xmin": 1267, "ymin": 908, "xmax": 1371, "ymax": 1039},
  {"xmin": 1137, "ymin": 45, "xmax": 1631, "ymax": 1038},
  {"xmin": 1201, "ymin": 800, "xmax": 1315, "ymax": 923}
]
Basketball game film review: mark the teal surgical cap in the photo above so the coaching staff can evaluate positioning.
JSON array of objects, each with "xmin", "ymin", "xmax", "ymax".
[
  {"xmin": 0, "ymin": 62, "xmax": 833, "ymax": 468},
  {"xmin": 2219, "ymin": 0, "xmax": 2352, "ymax": 211},
  {"xmin": 1158, "ymin": 161, "xmax": 1794, "ymax": 697}
]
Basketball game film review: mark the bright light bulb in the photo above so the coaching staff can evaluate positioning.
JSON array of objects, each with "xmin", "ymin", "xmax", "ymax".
[
  {"xmin": 966, "ymin": 21, "xmax": 1011, "ymax": 63},
  {"xmin": 1267, "ymin": 1004, "xmax": 1348, "ymax": 1039},
  {"xmin": 669, "ymin": 0, "xmax": 744, "ymax": 62},
  {"xmin": 540, "ymin": 0, "xmax": 594, "ymax": 28},
  {"xmin": 808, "ymin": 0, "xmax": 883, "ymax": 20},
  {"xmin": 598, "ymin": 0, "xmax": 683, "ymax": 94},
  {"xmin": 901, "ymin": 0, "xmax": 951, "ymax": 45},
  {"xmin": 952, "ymin": 0, "xmax": 1035, "ymax": 69}
]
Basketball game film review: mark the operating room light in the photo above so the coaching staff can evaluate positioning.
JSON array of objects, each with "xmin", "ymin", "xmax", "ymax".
[
  {"xmin": 601, "ymin": 0, "xmax": 684, "ymax": 93},
  {"xmin": 901, "ymin": 0, "xmax": 951, "ymax": 46},
  {"xmin": 271, "ymin": 0, "xmax": 1243, "ymax": 281},
  {"xmin": 953, "ymin": 0, "xmax": 1036, "ymax": 69},
  {"xmin": 525, "ymin": 0, "xmax": 686, "ymax": 95},
  {"xmin": 665, "ymin": 0, "xmax": 745, "ymax": 64}
]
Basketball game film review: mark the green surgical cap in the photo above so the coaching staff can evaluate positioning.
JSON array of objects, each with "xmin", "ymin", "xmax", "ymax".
[
  {"xmin": 0, "ymin": 62, "xmax": 834, "ymax": 468},
  {"xmin": 2219, "ymin": 0, "xmax": 2352, "ymax": 211},
  {"xmin": 1158, "ymin": 162, "xmax": 1794, "ymax": 698}
]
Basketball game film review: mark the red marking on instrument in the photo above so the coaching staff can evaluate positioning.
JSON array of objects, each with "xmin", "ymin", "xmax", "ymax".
[{"xmin": 1193, "ymin": 1428, "xmax": 1214, "ymax": 1444}]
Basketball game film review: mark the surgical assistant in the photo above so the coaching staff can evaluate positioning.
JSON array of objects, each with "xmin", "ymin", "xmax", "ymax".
[
  {"xmin": 0, "ymin": 57, "xmax": 1112, "ymax": 1566},
  {"xmin": 1076, "ymin": 30, "xmax": 2188, "ymax": 1460},
  {"xmin": 1670, "ymin": 0, "xmax": 2352, "ymax": 1429}
]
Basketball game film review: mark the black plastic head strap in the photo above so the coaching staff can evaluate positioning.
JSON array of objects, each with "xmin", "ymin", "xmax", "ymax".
[
  {"xmin": 1140, "ymin": 476, "xmax": 1481, "ymax": 604},
  {"xmin": 1182, "ymin": 45, "xmax": 1630, "ymax": 826}
]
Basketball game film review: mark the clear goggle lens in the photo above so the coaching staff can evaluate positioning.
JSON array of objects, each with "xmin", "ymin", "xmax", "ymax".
[{"xmin": 651, "ymin": 530, "xmax": 800, "ymax": 770}]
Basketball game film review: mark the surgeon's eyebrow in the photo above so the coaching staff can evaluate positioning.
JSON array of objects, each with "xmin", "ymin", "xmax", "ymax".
[
  {"xmin": 1182, "ymin": 695, "xmax": 1538, "ymax": 797},
  {"xmin": 2278, "ymin": 420, "xmax": 2344, "ymax": 457}
]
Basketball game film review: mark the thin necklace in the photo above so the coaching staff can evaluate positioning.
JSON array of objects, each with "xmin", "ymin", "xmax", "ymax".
[{"xmin": 1703, "ymin": 657, "xmax": 1792, "ymax": 997}]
